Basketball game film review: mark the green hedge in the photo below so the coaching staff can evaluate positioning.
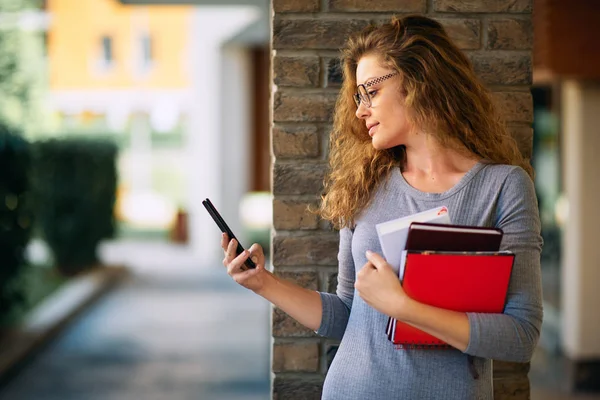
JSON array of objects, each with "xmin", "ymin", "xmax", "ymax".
[
  {"xmin": 34, "ymin": 138, "xmax": 118, "ymax": 275},
  {"xmin": 0, "ymin": 123, "xmax": 34, "ymax": 316}
]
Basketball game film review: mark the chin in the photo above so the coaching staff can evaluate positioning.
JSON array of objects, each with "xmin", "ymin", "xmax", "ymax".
[
  {"xmin": 371, "ymin": 142, "xmax": 386, "ymax": 151},
  {"xmin": 371, "ymin": 138, "xmax": 395, "ymax": 151}
]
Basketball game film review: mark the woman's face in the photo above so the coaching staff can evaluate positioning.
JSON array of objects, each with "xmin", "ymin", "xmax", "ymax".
[{"xmin": 355, "ymin": 54, "xmax": 413, "ymax": 150}]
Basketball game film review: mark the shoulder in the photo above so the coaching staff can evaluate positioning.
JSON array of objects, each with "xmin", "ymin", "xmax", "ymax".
[
  {"xmin": 490, "ymin": 165, "xmax": 539, "ymax": 229},
  {"xmin": 496, "ymin": 164, "xmax": 534, "ymax": 197},
  {"xmin": 475, "ymin": 163, "xmax": 533, "ymax": 195},
  {"xmin": 479, "ymin": 162, "xmax": 527, "ymax": 181}
]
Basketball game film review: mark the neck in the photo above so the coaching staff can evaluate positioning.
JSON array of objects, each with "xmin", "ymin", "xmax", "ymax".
[{"xmin": 403, "ymin": 133, "xmax": 479, "ymax": 177}]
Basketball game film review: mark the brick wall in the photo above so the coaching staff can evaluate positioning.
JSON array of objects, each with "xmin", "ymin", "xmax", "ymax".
[{"xmin": 270, "ymin": 1, "xmax": 534, "ymax": 399}]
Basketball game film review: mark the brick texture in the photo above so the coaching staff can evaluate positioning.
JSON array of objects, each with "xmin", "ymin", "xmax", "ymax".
[
  {"xmin": 508, "ymin": 124, "xmax": 533, "ymax": 160},
  {"xmin": 488, "ymin": 18, "xmax": 533, "ymax": 50},
  {"xmin": 273, "ymin": 18, "xmax": 370, "ymax": 50},
  {"xmin": 435, "ymin": 0, "xmax": 532, "ymax": 13},
  {"xmin": 272, "ymin": 163, "xmax": 327, "ymax": 195},
  {"xmin": 329, "ymin": 0, "xmax": 425, "ymax": 12},
  {"xmin": 493, "ymin": 361, "xmax": 530, "ymax": 375},
  {"xmin": 273, "ymin": 376, "xmax": 324, "ymax": 400},
  {"xmin": 273, "ymin": 341, "xmax": 320, "ymax": 372},
  {"xmin": 273, "ymin": 125, "xmax": 320, "ymax": 159},
  {"xmin": 273, "ymin": 307, "xmax": 316, "ymax": 337},
  {"xmin": 273, "ymin": 270, "xmax": 319, "ymax": 290},
  {"xmin": 273, "ymin": 198, "xmax": 319, "ymax": 230},
  {"xmin": 273, "ymin": 92, "xmax": 337, "ymax": 122},
  {"xmin": 272, "ymin": 234, "xmax": 339, "ymax": 266},
  {"xmin": 492, "ymin": 92, "xmax": 533, "ymax": 123},
  {"xmin": 492, "ymin": 377, "xmax": 531, "ymax": 400},
  {"xmin": 471, "ymin": 53, "xmax": 532, "ymax": 85},
  {"xmin": 273, "ymin": 56, "xmax": 320, "ymax": 87},
  {"xmin": 273, "ymin": 0, "xmax": 320, "ymax": 13},
  {"xmin": 271, "ymin": 1, "xmax": 534, "ymax": 398},
  {"xmin": 439, "ymin": 18, "xmax": 481, "ymax": 50}
]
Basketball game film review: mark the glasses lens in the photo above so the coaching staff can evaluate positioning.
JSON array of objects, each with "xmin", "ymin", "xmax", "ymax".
[
  {"xmin": 358, "ymin": 85, "xmax": 370, "ymax": 107},
  {"xmin": 353, "ymin": 93, "xmax": 360, "ymax": 107}
]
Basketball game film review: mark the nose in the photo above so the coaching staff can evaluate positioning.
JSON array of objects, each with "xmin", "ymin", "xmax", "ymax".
[{"xmin": 355, "ymin": 102, "xmax": 370, "ymax": 120}]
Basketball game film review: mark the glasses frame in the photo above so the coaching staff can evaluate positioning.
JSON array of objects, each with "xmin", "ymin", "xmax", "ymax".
[{"xmin": 353, "ymin": 72, "xmax": 398, "ymax": 108}]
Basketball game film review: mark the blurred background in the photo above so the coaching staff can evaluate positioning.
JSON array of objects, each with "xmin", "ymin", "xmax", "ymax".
[
  {"xmin": 0, "ymin": 0, "xmax": 598, "ymax": 399},
  {"xmin": 0, "ymin": 0, "xmax": 272, "ymax": 399}
]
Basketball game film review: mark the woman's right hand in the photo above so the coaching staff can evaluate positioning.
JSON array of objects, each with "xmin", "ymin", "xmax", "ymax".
[{"xmin": 221, "ymin": 233, "xmax": 270, "ymax": 293}]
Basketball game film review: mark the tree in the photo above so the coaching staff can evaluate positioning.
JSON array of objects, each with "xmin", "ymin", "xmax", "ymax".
[{"xmin": 0, "ymin": 0, "xmax": 47, "ymax": 137}]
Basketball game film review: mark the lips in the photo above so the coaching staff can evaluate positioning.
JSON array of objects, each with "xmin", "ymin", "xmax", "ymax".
[{"xmin": 367, "ymin": 123, "xmax": 379, "ymax": 136}]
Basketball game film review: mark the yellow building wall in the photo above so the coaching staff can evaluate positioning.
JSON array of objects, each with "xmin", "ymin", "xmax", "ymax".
[{"xmin": 48, "ymin": 0, "xmax": 193, "ymax": 89}]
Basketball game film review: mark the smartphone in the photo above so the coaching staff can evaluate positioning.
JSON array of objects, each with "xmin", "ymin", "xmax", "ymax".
[{"xmin": 202, "ymin": 198, "xmax": 256, "ymax": 269}]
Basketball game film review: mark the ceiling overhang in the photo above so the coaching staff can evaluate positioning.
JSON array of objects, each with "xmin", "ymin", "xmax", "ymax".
[
  {"xmin": 119, "ymin": 0, "xmax": 267, "ymax": 6},
  {"xmin": 119, "ymin": 0, "xmax": 269, "ymax": 45}
]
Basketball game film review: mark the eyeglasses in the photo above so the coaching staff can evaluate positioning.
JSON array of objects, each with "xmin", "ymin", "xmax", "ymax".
[{"xmin": 353, "ymin": 72, "xmax": 398, "ymax": 108}]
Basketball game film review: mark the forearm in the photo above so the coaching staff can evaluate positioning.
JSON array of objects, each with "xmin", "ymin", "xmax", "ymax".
[
  {"xmin": 394, "ymin": 297, "xmax": 470, "ymax": 352},
  {"xmin": 391, "ymin": 296, "xmax": 540, "ymax": 360},
  {"xmin": 257, "ymin": 272, "xmax": 323, "ymax": 331}
]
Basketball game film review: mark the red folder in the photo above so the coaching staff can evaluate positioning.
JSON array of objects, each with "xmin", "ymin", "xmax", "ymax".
[{"xmin": 390, "ymin": 251, "xmax": 514, "ymax": 348}]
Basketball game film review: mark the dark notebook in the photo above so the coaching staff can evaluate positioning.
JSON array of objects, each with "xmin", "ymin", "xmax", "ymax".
[{"xmin": 405, "ymin": 222, "xmax": 503, "ymax": 252}]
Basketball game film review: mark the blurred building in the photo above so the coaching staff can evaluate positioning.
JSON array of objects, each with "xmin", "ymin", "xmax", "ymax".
[
  {"xmin": 46, "ymin": 0, "xmax": 270, "ymax": 260},
  {"xmin": 532, "ymin": 0, "xmax": 600, "ymax": 392},
  {"xmin": 47, "ymin": 0, "xmax": 193, "ymax": 229}
]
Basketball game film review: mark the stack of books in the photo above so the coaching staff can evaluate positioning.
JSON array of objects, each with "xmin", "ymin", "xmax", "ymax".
[{"xmin": 376, "ymin": 207, "xmax": 514, "ymax": 349}]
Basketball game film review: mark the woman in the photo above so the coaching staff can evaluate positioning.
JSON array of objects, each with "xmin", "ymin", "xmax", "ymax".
[{"xmin": 221, "ymin": 15, "xmax": 542, "ymax": 400}]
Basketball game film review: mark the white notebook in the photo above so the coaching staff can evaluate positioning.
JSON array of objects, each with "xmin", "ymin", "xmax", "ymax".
[{"xmin": 375, "ymin": 206, "xmax": 451, "ymax": 274}]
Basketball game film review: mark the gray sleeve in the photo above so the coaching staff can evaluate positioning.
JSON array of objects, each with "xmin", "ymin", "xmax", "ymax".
[
  {"xmin": 316, "ymin": 227, "xmax": 356, "ymax": 340},
  {"xmin": 464, "ymin": 167, "xmax": 544, "ymax": 362}
]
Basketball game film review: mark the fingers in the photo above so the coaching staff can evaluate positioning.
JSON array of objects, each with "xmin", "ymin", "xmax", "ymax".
[
  {"xmin": 247, "ymin": 243, "xmax": 264, "ymax": 265},
  {"xmin": 220, "ymin": 232, "xmax": 229, "ymax": 251},
  {"xmin": 226, "ymin": 235, "xmax": 237, "ymax": 257},
  {"xmin": 227, "ymin": 249, "xmax": 251, "ymax": 276},
  {"xmin": 231, "ymin": 261, "xmax": 264, "ymax": 284},
  {"xmin": 222, "ymin": 236, "xmax": 237, "ymax": 266},
  {"xmin": 365, "ymin": 250, "xmax": 387, "ymax": 269},
  {"xmin": 220, "ymin": 234, "xmax": 264, "ymax": 278}
]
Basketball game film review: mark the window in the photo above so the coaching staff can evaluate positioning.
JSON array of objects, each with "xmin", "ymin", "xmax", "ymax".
[
  {"xmin": 101, "ymin": 36, "xmax": 113, "ymax": 64},
  {"xmin": 141, "ymin": 34, "xmax": 152, "ymax": 66},
  {"xmin": 134, "ymin": 33, "xmax": 154, "ymax": 77},
  {"xmin": 92, "ymin": 35, "xmax": 115, "ymax": 75}
]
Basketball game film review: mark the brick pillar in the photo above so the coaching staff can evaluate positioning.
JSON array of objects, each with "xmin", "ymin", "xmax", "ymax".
[{"xmin": 270, "ymin": 1, "xmax": 534, "ymax": 399}]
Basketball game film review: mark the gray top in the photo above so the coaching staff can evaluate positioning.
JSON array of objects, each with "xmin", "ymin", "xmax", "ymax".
[{"xmin": 317, "ymin": 162, "xmax": 543, "ymax": 400}]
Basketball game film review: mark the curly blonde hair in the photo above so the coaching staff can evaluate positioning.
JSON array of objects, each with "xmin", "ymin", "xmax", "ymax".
[{"xmin": 319, "ymin": 15, "xmax": 531, "ymax": 229}]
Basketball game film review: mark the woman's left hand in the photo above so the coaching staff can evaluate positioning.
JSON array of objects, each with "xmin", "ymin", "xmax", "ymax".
[{"xmin": 355, "ymin": 250, "xmax": 411, "ymax": 318}]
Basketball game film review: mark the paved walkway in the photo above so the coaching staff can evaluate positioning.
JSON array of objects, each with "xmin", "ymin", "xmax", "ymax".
[
  {"xmin": 2, "ymin": 240, "xmax": 598, "ymax": 400},
  {"xmin": 0, "ymin": 241, "xmax": 271, "ymax": 400}
]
